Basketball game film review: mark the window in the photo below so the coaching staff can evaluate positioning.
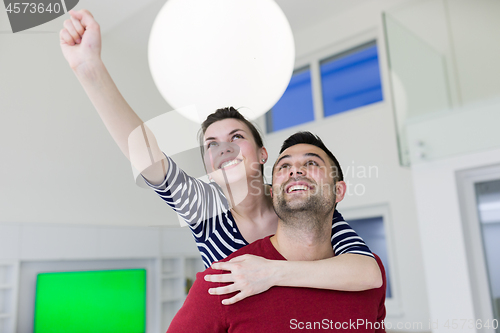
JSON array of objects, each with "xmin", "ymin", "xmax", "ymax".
[
  {"xmin": 266, "ymin": 66, "xmax": 315, "ymax": 133},
  {"xmin": 320, "ymin": 41, "xmax": 383, "ymax": 117},
  {"xmin": 265, "ymin": 40, "xmax": 384, "ymax": 133}
]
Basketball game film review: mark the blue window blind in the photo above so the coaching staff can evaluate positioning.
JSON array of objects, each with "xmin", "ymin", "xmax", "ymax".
[
  {"xmin": 321, "ymin": 41, "xmax": 383, "ymax": 117},
  {"xmin": 266, "ymin": 67, "xmax": 315, "ymax": 133},
  {"xmin": 348, "ymin": 216, "xmax": 392, "ymax": 298}
]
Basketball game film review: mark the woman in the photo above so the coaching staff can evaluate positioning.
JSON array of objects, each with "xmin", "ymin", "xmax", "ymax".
[{"xmin": 60, "ymin": 9, "xmax": 382, "ymax": 305}]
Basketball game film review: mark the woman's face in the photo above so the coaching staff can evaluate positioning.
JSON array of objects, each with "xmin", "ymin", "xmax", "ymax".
[{"xmin": 203, "ymin": 118, "xmax": 265, "ymax": 186}]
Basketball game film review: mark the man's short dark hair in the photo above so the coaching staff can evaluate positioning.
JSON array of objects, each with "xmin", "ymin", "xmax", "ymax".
[{"xmin": 277, "ymin": 131, "xmax": 343, "ymax": 182}]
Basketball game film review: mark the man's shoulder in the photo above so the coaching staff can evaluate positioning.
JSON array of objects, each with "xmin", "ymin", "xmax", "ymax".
[
  {"xmin": 370, "ymin": 253, "xmax": 388, "ymax": 302},
  {"xmin": 372, "ymin": 254, "xmax": 386, "ymax": 284},
  {"xmin": 201, "ymin": 236, "xmax": 278, "ymax": 276}
]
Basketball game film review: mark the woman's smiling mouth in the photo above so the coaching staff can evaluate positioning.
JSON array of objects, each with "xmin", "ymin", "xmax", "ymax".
[{"xmin": 219, "ymin": 159, "xmax": 242, "ymax": 170}]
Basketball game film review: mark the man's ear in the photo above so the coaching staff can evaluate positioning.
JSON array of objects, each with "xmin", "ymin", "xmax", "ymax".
[
  {"xmin": 269, "ymin": 186, "xmax": 273, "ymax": 198},
  {"xmin": 335, "ymin": 181, "xmax": 347, "ymax": 203}
]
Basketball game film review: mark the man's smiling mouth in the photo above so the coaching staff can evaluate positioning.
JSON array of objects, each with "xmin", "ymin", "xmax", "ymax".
[
  {"xmin": 287, "ymin": 185, "xmax": 309, "ymax": 193},
  {"xmin": 285, "ymin": 181, "xmax": 314, "ymax": 194}
]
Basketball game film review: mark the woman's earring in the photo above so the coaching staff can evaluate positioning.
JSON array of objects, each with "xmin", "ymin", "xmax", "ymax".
[{"xmin": 261, "ymin": 159, "xmax": 266, "ymax": 163}]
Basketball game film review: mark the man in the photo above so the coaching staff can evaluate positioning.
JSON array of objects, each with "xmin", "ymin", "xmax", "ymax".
[{"xmin": 167, "ymin": 132, "xmax": 386, "ymax": 332}]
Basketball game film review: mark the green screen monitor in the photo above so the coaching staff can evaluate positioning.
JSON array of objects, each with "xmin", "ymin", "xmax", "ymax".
[{"xmin": 34, "ymin": 269, "xmax": 146, "ymax": 333}]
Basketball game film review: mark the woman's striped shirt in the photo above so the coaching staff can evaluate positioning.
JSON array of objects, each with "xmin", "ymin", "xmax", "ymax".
[{"xmin": 145, "ymin": 156, "xmax": 373, "ymax": 268}]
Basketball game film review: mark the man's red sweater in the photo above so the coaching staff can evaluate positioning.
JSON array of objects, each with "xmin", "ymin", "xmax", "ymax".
[{"xmin": 168, "ymin": 236, "xmax": 386, "ymax": 332}]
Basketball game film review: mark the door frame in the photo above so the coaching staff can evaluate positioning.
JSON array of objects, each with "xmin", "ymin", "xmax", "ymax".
[{"xmin": 456, "ymin": 163, "xmax": 500, "ymax": 331}]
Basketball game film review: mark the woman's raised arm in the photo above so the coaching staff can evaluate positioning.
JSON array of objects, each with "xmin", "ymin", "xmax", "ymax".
[{"xmin": 60, "ymin": 9, "xmax": 166, "ymax": 184}]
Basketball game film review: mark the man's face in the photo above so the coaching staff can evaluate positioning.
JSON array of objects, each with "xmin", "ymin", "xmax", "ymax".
[{"xmin": 271, "ymin": 144, "xmax": 340, "ymax": 219}]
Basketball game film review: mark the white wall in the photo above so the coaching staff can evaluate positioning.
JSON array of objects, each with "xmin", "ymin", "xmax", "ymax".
[
  {"xmin": 412, "ymin": 148, "xmax": 500, "ymax": 333},
  {"xmin": 0, "ymin": 0, "xmax": 180, "ymax": 227},
  {"xmin": 446, "ymin": 0, "xmax": 500, "ymax": 105}
]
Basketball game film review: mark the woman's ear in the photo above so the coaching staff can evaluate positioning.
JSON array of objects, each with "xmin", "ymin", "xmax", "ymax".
[{"xmin": 260, "ymin": 147, "xmax": 268, "ymax": 164}]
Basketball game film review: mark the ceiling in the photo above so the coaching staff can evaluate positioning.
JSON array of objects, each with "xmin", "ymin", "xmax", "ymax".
[
  {"xmin": 96, "ymin": 0, "xmax": 371, "ymax": 34},
  {"xmin": 0, "ymin": 0, "xmax": 371, "ymax": 35},
  {"xmin": 275, "ymin": 0, "xmax": 372, "ymax": 34}
]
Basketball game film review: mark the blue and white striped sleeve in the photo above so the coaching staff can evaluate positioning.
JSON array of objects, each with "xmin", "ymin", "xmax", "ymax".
[
  {"xmin": 331, "ymin": 210, "xmax": 374, "ymax": 258},
  {"xmin": 142, "ymin": 155, "xmax": 229, "ymax": 230}
]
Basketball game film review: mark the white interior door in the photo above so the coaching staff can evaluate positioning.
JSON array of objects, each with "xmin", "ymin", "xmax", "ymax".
[{"xmin": 457, "ymin": 164, "xmax": 500, "ymax": 333}]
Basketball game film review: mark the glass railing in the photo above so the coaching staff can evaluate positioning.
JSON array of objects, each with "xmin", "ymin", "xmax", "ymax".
[{"xmin": 383, "ymin": 0, "xmax": 500, "ymax": 166}]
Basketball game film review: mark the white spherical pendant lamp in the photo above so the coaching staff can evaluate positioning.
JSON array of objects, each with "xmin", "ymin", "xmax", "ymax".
[{"xmin": 148, "ymin": 0, "xmax": 295, "ymax": 123}]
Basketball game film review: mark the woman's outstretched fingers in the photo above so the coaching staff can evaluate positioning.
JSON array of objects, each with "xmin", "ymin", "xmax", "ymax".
[
  {"xmin": 204, "ymin": 273, "xmax": 233, "ymax": 283},
  {"xmin": 208, "ymin": 284, "xmax": 237, "ymax": 295},
  {"xmin": 221, "ymin": 293, "xmax": 245, "ymax": 305},
  {"xmin": 204, "ymin": 255, "xmax": 278, "ymax": 305},
  {"xmin": 210, "ymin": 261, "xmax": 236, "ymax": 271}
]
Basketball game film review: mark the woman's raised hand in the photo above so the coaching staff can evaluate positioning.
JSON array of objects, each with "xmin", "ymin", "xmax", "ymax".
[
  {"xmin": 205, "ymin": 254, "xmax": 280, "ymax": 305},
  {"xmin": 60, "ymin": 9, "xmax": 101, "ymax": 71},
  {"xmin": 57, "ymin": 9, "xmax": 167, "ymax": 184}
]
